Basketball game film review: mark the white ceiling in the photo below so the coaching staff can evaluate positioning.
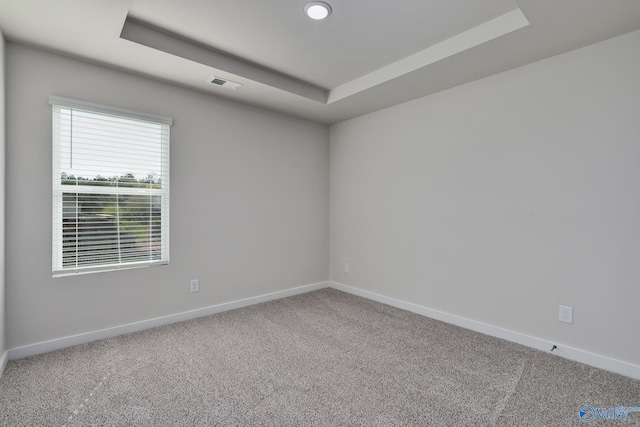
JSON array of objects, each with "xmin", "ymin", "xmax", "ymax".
[
  {"xmin": 128, "ymin": 0, "xmax": 519, "ymax": 89},
  {"xmin": 1, "ymin": 0, "xmax": 640, "ymax": 124}
]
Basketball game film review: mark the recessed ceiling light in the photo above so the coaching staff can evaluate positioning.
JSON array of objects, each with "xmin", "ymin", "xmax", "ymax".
[{"xmin": 304, "ymin": 1, "xmax": 332, "ymax": 20}]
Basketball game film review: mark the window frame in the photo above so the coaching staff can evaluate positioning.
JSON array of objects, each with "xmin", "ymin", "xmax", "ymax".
[{"xmin": 50, "ymin": 96, "xmax": 172, "ymax": 277}]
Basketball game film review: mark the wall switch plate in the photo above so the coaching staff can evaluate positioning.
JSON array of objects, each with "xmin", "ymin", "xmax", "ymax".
[
  {"xmin": 190, "ymin": 279, "xmax": 200, "ymax": 293},
  {"xmin": 559, "ymin": 305, "xmax": 573, "ymax": 324},
  {"xmin": 344, "ymin": 263, "xmax": 350, "ymax": 273}
]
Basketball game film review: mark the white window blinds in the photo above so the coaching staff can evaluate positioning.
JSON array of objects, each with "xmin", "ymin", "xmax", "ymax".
[{"xmin": 51, "ymin": 96, "xmax": 171, "ymax": 276}]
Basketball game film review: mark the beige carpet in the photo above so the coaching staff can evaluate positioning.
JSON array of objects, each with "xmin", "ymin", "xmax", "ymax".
[{"xmin": 1, "ymin": 288, "xmax": 638, "ymax": 426}]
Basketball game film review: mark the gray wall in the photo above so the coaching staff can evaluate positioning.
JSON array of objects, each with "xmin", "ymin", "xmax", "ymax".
[
  {"xmin": 330, "ymin": 29, "xmax": 640, "ymax": 365},
  {"xmin": 0, "ymin": 32, "xmax": 5, "ymax": 358},
  {"xmin": 4, "ymin": 29, "xmax": 639, "ymax": 368},
  {"xmin": 6, "ymin": 43, "xmax": 329, "ymax": 349}
]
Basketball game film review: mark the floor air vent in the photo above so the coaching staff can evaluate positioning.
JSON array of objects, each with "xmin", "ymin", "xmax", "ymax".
[{"xmin": 208, "ymin": 76, "xmax": 242, "ymax": 90}]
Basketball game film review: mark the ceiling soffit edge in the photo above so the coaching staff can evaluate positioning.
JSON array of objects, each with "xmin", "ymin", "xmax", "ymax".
[
  {"xmin": 120, "ymin": 7, "xmax": 529, "ymax": 106},
  {"xmin": 120, "ymin": 17, "xmax": 328, "ymax": 103}
]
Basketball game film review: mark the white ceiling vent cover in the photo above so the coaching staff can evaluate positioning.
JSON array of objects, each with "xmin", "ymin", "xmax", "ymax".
[{"xmin": 208, "ymin": 76, "xmax": 243, "ymax": 90}]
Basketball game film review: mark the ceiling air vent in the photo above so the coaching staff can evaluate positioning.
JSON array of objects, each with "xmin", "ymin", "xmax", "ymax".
[{"xmin": 208, "ymin": 76, "xmax": 243, "ymax": 90}]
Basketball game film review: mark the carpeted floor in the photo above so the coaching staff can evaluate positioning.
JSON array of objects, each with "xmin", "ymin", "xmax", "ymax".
[{"xmin": 0, "ymin": 288, "xmax": 638, "ymax": 426}]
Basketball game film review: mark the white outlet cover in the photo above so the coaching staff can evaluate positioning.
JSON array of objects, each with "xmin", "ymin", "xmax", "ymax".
[
  {"xmin": 559, "ymin": 305, "xmax": 573, "ymax": 324},
  {"xmin": 190, "ymin": 279, "xmax": 200, "ymax": 293},
  {"xmin": 344, "ymin": 263, "xmax": 350, "ymax": 273}
]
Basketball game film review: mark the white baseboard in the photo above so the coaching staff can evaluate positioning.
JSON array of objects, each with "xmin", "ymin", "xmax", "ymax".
[
  {"xmin": 329, "ymin": 281, "xmax": 640, "ymax": 380},
  {"xmin": 7, "ymin": 281, "xmax": 329, "ymax": 361},
  {"xmin": 6, "ymin": 280, "xmax": 638, "ymax": 381},
  {"xmin": 0, "ymin": 350, "xmax": 8, "ymax": 379}
]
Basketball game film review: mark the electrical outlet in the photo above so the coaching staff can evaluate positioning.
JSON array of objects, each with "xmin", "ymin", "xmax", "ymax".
[
  {"xmin": 344, "ymin": 263, "xmax": 350, "ymax": 273},
  {"xmin": 559, "ymin": 305, "xmax": 573, "ymax": 324},
  {"xmin": 190, "ymin": 279, "xmax": 200, "ymax": 293}
]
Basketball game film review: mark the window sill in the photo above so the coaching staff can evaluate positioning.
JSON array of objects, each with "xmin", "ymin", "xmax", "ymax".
[{"xmin": 53, "ymin": 260, "xmax": 169, "ymax": 278}]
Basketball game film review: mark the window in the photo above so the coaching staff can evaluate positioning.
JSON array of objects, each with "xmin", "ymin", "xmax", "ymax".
[{"xmin": 51, "ymin": 96, "xmax": 171, "ymax": 276}]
